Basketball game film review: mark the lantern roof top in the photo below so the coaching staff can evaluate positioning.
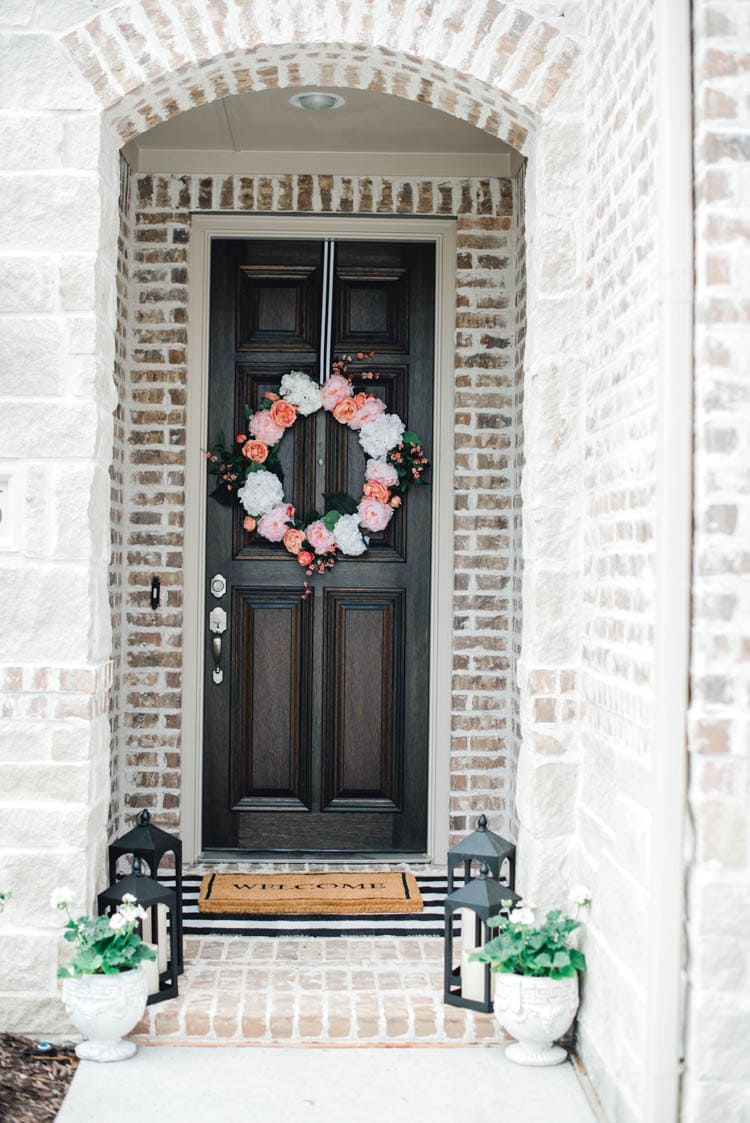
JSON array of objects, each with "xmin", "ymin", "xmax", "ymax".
[
  {"xmin": 109, "ymin": 809, "xmax": 181, "ymax": 855},
  {"xmin": 447, "ymin": 814, "xmax": 515, "ymax": 860},
  {"xmin": 444, "ymin": 863, "xmax": 520, "ymax": 912},
  {"xmin": 101, "ymin": 858, "xmax": 176, "ymax": 907}
]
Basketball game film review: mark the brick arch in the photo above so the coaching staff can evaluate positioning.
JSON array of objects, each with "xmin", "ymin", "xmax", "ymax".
[{"xmin": 61, "ymin": 1, "xmax": 580, "ymax": 151}]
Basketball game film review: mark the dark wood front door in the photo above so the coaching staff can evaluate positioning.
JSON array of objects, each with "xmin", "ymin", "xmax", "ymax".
[{"xmin": 202, "ymin": 236, "xmax": 435, "ymax": 855}]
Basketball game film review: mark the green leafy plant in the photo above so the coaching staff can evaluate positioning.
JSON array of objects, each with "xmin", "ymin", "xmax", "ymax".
[
  {"xmin": 472, "ymin": 886, "xmax": 592, "ymax": 980},
  {"xmin": 51, "ymin": 888, "xmax": 156, "ymax": 979}
]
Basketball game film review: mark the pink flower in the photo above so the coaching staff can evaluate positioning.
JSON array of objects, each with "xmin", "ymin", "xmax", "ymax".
[
  {"xmin": 320, "ymin": 374, "xmax": 353, "ymax": 411},
  {"xmin": 249, "ymin": 410, "xmax": 284, "ymax": 445},
  {"xmin": 306, "ymin": 520, "xmax": 336, "ymax": 555},
  {"xmin": 363, "ymin": 480, "xmax": 390, "ymax": 504},
  {"xmin": 365, "ymin": 459, "xmax": 399, "ymax": 488},
  {"xmin": 350, "ymin": 396, "xmax": 386, "ymax": 430},
  {"xmin": 257, "ymin": 504, "xmax": 292, "ymax": 542},
  {"xmin": 357, "ymin": 497, "xmax": 393, "ymax": 533}
]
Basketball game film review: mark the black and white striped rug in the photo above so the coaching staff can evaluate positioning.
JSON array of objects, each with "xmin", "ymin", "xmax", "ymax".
[{"xmin": 178, "ymin": 873, "xmax": 455, "ymax": 938}]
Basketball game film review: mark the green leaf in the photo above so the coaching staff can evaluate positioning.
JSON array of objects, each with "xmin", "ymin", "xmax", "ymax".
[
  {"xmin": 322, "ymin": 510, "xmax": 342, "ymax": 531},
  {"xmin": 323, "ymin": 492, "xmax": 358, "ymax": 516},
  {"xmin": 402, "ymin": 431, "xmax": 420, "ymax": 445},
  {"xmin": 569, "ymin": 949, "xmax": 586, "ymax": 971},
  {"xmin": 243, "ymin": 403, "xmax": 252, "ymax": 422},
  {"xmin": 552, "ymin": 950, "xmax": 571, "ymax": 969}
]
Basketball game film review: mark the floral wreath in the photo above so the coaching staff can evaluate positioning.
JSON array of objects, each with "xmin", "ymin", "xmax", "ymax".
[{"xmin": 206, "ymin": 354, "xmax": 429, "ymax": 589}]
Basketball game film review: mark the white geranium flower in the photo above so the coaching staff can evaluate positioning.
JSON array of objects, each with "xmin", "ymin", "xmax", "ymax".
[
  {"xmin": 510, "ymin": 906, "xmax": 536, "ymax": 926},
  {"xmin": 108, "ymin": 912, "xmax": 128, "ymax": 931},
  {"xmin": 568, "ymin": 884, "xmax": 592, "ymax": 907},
  {"xmin": 238, "ymin": 469, "xmax": 284, "ymax": 516},
  {"xmin": 50, "ymin": 887, "xmax": 73, "ymax": 910},
  {"xmin": 333, "ymin": 513, "xmax": 367, "ymax": 556},
  {"xmin": 358, "ymin": 413, "xmax": 405, "ymax": 460},
  {"xmin": 279, "ymin": 370, "xmax": 323, "ymax": 416},
  {"xmin": 119, "ymin": 897, "xmax": 147, "ymax": 921}
]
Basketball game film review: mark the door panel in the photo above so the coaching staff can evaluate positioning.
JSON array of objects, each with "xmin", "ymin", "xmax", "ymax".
[
  {"xmin": 321, "ymin": 588, "xmax": 405, "ymax": 811},
  {"xmin": 232, "ymin": 363, "xmax": 319, "ymax": 560},
  {"xmin": 202, "ymin": 236, "xmax": 434, "ymax": 855},
  {"xmin": 230, "ymin": 587, "xmax": 313, "ymax": 812}
]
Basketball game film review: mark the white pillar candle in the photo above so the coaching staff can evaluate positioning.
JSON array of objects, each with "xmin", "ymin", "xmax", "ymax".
[
  {"xmin": 157, "ymin": 904, "xmax": 168, "ymax": 973},
  {"xmin": 460, "ymin": 909, "xmax": 490, "ymax": 1003},
  {"xmin": 142, "ymin": 943, "xmax": 160, "ymax": 996}
]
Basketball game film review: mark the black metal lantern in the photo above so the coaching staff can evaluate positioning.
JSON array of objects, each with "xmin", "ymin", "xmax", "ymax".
[
  {"xmin": 444, "ymin": 862, "xmax": 520, "ymax": 1013},
  {"xmin": 108, "ymin": 809, "xmax": 183, "ymax": 975},
  {"xmin": 447, "ymin": 813, "xmax": 516, "ymax": 895},
  {"xmin": 99, "ymin": 858, "xmax": 180, "ymax": 1005}
]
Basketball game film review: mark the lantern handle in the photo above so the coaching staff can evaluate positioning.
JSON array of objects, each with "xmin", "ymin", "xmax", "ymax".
[{"xmin": 137, "ymin": 809, "xmax": 151, "ymax": 826}]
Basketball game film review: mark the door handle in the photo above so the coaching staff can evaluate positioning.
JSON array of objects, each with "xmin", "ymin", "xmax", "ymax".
[
  {"xmin": 212, "ymin": 635, "xmax": 222, "ymax": 685},
  {"xmin": 209, "ymin": 606, "xmax": 227, "ymax": 685}
]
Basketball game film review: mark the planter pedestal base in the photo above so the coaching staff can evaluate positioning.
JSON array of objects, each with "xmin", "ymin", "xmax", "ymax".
[
  {"xmin": 75, "ymin": 1038, "xmax": 137, "ymax": 1063},
  {"xmin": 505, "ymin": 1041, "xmax": 568, "ymax": 1067}
]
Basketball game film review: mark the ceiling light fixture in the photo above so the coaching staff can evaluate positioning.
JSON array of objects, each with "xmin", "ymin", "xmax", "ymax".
[{"xmin": 288, "ymin": 91, "xmax": 345, "ymax": 111}]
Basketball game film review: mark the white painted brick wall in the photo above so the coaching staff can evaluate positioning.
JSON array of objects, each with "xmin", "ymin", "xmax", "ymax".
[{"xmin": 684, "ymin": 3, "xmax": 750, "ymax": 1120}]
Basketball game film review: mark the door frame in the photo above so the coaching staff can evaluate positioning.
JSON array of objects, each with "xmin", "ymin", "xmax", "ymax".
[{"xmin": 182, "ymin": 214, "xmax": 457, "ymax": 863}]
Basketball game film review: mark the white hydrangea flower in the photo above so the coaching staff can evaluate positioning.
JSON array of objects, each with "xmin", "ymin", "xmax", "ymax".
[
  {"xmin": 108, "ymin": 912, "xmax": 128, "ymax": 931},
  {"xmin": 568, "ymin": 884, "xmax": 592, "ymax": 907},
  {"xmin": 279, "ymin": 370, "xmax": 323, "ymax": 416},
  {"xmin": 121, "ymin": 892, "xmax": 137, "ymax": 904},
  {"xmin": 238, "ymin": 469, "xmax": 284, "ymax": 516},
  {"xmin": 333, "ymin": 513, "xmax": 367, "ymax": 556},
  {"xmin": 358, "ymin": 413, "xmax": 405, "ymax": 460},
  {"xmin": 510, "ymin": 906, "xmax": 536, "ymax": 926},
  {"xmin": 50, "ymin": 887, "xmax": 73, "ymax": 910}
]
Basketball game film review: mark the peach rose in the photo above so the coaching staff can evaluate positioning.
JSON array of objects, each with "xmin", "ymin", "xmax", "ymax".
[
  {"xmin": 236, "ymin": 433, "xmax": 247, "ymax": 443},
  {"xmin": 332, "ymin": 397, "xmax": 358, "ymax": 424},
  {"xmin": 257, "ymin": 504, "xmax": 291, "ymax": 543},
  {"xmin": 243, "ymin": 516, "xmax": 257, "ymax": 532},
  {"xmin": 390, "ymin": 495, "xmax": 401, "ymax": 508},
  {"xmin": 249, "ymin": 410, "xmax": 284, "ymax": 445},
  {"xmin": 270, "ymin": 399, "xmax": 298, "ymax": 429},
  {"xmin": 298, "ymin": 550, "xmax": 314, "ymax": 568},
  {"xmin": 283, "ymin": 527, "xmax": 306, "ymax": 555},
  {"xmin": 241, "ymin": 439, "xmax": 268, "ymax": 463},
  {"xmin": 264, "ymin": 392, "xmax": 280, "ymax": 402},
  {"xmin": 357, "ymin": 497, "xmax": 393, "ymax": 533},
  {"xmin": 320, "ymin": 373, "xmax": 353, "ymax": 411},
  {"xmin": 305, "ymin": 520, "xmax": 336, "ymax": 555},
  {"xmin": 363, "ymin": 479, "xmax": 390, "ymax": 504}
]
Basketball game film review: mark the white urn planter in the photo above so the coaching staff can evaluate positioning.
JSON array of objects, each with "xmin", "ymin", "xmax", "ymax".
[
  {"xmin": 62, "ymin": 967, "xmax": 148, "ymax": 1062},
  {"xmin": 494, "ymin": 973, "xmax": 580, "ymax": 1066}
]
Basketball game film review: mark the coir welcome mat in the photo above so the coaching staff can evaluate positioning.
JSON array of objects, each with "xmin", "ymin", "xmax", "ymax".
[{"xmin": 198, "ymin": 871, "xmax": 423, "ymax": 915}]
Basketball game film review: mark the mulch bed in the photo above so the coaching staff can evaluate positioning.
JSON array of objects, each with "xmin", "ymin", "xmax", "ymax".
[{"xmin": 0, "ymin": 1034, "xmax": 78, "ymax": 1123}]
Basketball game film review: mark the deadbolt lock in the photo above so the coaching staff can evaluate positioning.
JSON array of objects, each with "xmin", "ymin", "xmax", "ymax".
[{"xmin": 210, "ymin": 573, "xmax": 226, "ymax": 598}]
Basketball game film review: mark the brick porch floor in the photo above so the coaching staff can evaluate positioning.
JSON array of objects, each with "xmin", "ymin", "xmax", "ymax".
[{"xmin": 131, "ymin": 936, "xmax": 507, "ymax": 1045}]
